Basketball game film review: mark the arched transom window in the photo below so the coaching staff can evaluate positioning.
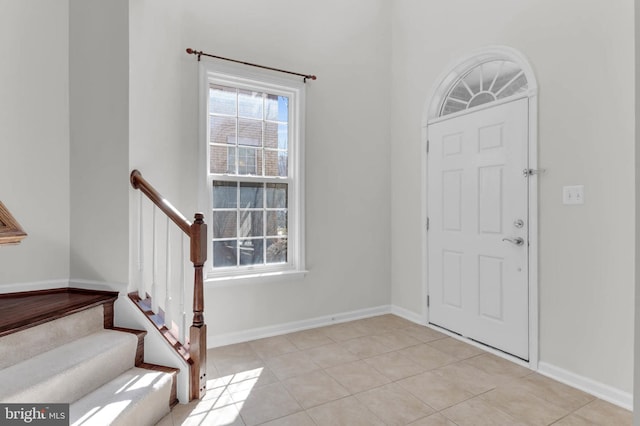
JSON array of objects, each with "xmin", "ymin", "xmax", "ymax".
[{"xmin": 440, "ymin": 60, "xmax": 528, "ymax": 117}]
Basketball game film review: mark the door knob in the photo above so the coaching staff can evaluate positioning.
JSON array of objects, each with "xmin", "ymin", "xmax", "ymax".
[{"xmin": 502, "ymin": 237, "xmax": 524, "ymax": 246}]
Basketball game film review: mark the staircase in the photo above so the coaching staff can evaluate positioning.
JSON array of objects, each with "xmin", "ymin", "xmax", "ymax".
[{"xmin": 0, "ymin": 288, "xmax": 178, "ymax": 426}]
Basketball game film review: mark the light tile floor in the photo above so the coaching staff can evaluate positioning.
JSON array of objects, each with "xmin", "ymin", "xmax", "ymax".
[{"xmin": 157, "ymin": 315, "xmax": 632, "ymax": 426}]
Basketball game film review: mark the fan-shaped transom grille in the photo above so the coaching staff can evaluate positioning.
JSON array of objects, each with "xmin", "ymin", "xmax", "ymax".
[{"xmin": 440, "ymin": 60, "xmax": 528, "ymax": 117}]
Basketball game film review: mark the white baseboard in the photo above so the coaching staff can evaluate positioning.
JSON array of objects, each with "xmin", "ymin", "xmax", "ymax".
[
  {"xmin": 208, "ymin": 305, "xmax": 392, "ymax": 348},
  {"xmin": 537, "ymin": 361, "xmax": 633, "ymax": 411},
  {"xmin": 4, "ymin": 283, "xmax": 629, "ymax": 412},
  {"xmin": 69, "ymin": 279, "xmax": 128, "ymax": 294},
  {"xmin": 0, "ymin": 279, "xmax": 69, "ymax": 294},
  {"xmin": 0, "ymin": 279, "xmax": 129, "ymax": 295},
  {"xmin": 390, "ymin": 305, "xmax": 426, "ymax": 325}
]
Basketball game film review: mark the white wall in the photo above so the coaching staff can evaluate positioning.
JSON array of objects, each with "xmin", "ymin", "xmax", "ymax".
[
  {"xmin": 634, "ymin": 0, "xmax": 640, "ymax": 421},
  {"xmin": 0, "ymin": 1, "xmax": 70, "ymax": 286},
  {"xmin": 129, "ymin": 0, "xmax": 183, "ymax": 202},
  {"xmin": 128, "ymin": 0, "xmax": 392, "ymax": 336},
  {"xmin": 391, "ymin": 0, "xmax": 635, "ymax": 395},
  {"xmin": 69, "ymin": 0, "xmax": 129, "ymax": 284}
]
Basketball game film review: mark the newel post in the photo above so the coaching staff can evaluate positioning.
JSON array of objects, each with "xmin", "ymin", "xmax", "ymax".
[{"xmin": 189, "ymin": 213, "xmax": 207, "ymax": 400}]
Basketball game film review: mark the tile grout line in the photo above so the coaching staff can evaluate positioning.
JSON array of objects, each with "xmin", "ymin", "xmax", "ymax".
[{"xmin": 196, "ymin": 316, "xmax": 631, "ymax": 426}]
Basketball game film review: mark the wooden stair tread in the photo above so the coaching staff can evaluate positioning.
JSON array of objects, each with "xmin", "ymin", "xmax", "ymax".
[{"xmin": 0, "ymin": 287, "xmax": 118, "ymax": 337}]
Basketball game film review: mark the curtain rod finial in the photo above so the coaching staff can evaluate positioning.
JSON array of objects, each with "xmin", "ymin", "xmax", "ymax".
[{"xmin": 186, "ymin": 48, "xmax": 202, "ymax": 62}]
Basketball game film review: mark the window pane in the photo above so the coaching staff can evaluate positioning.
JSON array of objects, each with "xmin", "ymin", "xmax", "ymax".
[
  {"xmin": 278, "ymin": 124, "xmax": 288, "ymax": 150},
  {"xmin": 468, "ymin": 92, "xmax": 496, "ymax": 109},
  {"xmin": 210, "ymin": 116, "xmax": 236, "ymax": 145},
  {"xmin": 210, "ymin": 85, "xmax": 237, "ymax": 115},
  {"xmin": 239, "ymin": 210, "xmax": 263, "ymax": 238},
  {"xmin": 265, "ymin": 122, "xmax": 287, "ymax": 149},
  {"xmin": 481, "ymin": 61, "xmax": 503, "ymax": 92},
  {"xmin": 211, "ymin": 145, "xmax": 235, "ymax": 174},
  {"xmin": 238, "ymin": 90, "xmax": 263, "ymax": 119},
  {"xmin": 449, "ymin": 83, "xmax": 472, "ymax": 102},
  {"xmin": 239, "ymin": 182, "xmax": 263, "ymax": 208},
  {"xmin": 264, "ymin": 122, "xmax": 278, "ymax": 149},
  {"xmin": 265, "ymin": 95, "xmax": 289, "ymax": 122},
  {"xmin": 441, "ymin": 99, "xmax": 467, "ymax": 116},
  {"xmin": 265, "ymin": 150, "xmax": 287, "ymax": 177},
  {"xmin": 266, "ymin": 183, "xmax": 287, "ymax": 208},
  {"xmin": 237, "ymin": 147, "xmax": 259, "ymax": 175},
  {"xmin": 212, "ymin": 211, "xmax": 237, "ymax": 238},
  {"xmin": 463, "ymin": 66, "xmax": 482, "ymax": 94},
  {"xmin": 213, "ymin": 240, "xmax": 237, "ymax": 267},
  {"xmin": 266, "ymin": 238, "xmax": 287, "ymax": 264},
  {"xmin": 496, "ymin": 73, "xmax": 527, "ymax": 99},
  {"xmin": 239, "ymin": 239, "xmax": 263, "ymax": 265},
  {"xmin": 266, "ymin": 211, "xmax": 287, "ymax": 236},
  {"xmin": 213, "ymin": 181, "xmax": 237, "ymax": 208},
  {"xmin": 479, "ymin": 61, "xmax": 501, "ymax": 93},
  {"xmin": 491, "ymin": 61, "xmax": 521, "ymax": 94},
  {"xmin": 238, "ymin": 119, "xmax": 262, "ymax": 147}
]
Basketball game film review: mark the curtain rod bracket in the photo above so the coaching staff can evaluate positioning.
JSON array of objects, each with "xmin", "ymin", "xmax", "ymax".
[{"xmin": 185, "ymin": 47, "xmax": 316, "ymax": 83}]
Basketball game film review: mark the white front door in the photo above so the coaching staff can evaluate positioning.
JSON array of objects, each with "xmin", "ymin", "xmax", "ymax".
[{"xmin": 428, "ymin": 97, "xmax": 529, "ymax": 360}]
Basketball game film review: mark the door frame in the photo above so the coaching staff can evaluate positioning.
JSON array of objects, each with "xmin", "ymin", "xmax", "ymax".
[{"xmin": 421, "ymin": 46, "xmax": 539, "ymax": 368}]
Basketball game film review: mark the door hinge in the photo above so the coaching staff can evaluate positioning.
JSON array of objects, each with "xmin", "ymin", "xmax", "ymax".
[
  {"xmin": 426, "ymin": 140, "xmax": 430, "ymax": 154},
  {"xmin": 427, "ymin": 295, "xmax": 430, "ymax": 307},
  {"xmin": 426, "ymin": 217, "xmax": 430, "ymax": 231}
]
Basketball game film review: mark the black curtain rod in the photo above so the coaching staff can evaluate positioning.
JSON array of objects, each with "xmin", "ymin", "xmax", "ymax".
[{"xmin": 186, "ymin": 48, "xmax": 316, "ymax": 83}]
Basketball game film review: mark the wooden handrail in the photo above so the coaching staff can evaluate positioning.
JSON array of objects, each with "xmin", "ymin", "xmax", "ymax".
[
  {"xmin": 130, "ymin": 169, "xmax": 207, "ymax": 401},
  {"xmin": 130, "ymin": 170, "xmax": 191, "ymax": 235}
]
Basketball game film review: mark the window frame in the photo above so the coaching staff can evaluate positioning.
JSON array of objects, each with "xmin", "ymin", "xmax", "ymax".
[
  {"xmin": 438, "ymin": 60, "xmax": 528, "ymax": 118},
  {"xmin": 199, "ymin": 60, "xmax": 306, "ymax": 283}
]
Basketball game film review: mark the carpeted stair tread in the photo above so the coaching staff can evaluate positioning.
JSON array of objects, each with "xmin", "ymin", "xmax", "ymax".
[
  {"xmin": 0, "ymin": 305, "xmax": 105, "ymax": 369},
  {"xmin": 0, "ymin": 329, "xmax": 138, "ymax": 404},
  {"xmin": 70, "ymin": 367, "xmax": 173, "ymax": 426}
]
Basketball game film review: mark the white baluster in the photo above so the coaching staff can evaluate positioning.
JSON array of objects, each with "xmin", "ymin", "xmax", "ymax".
[
  {"xmin": 151, "ymin": 205, "xmax": 159, "ymax": 312},
  {"xmin": 137, "ymin": 192, "xmax": 145, "ymax": 297},
  {"xmin": 180, "ymin": 233, "xmax": 186, "ymax": 343},
  {"xmin": 164, "ymin": 216, "xmax": 172, "ymax": 328}
]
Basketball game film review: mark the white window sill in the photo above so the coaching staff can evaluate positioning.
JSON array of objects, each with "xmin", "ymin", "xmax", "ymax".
[{"xmin": 205, "ymin": 269, "xmax": 308, "ymax": 287}]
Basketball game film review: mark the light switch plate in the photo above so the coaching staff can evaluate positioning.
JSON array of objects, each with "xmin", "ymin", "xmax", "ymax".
[{"xmin": 563, "ymin": 185, "xmax": 584, "ymax": 205}]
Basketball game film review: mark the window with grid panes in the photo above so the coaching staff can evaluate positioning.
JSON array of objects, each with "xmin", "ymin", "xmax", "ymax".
[{"xmin": 204, "ymin": 65, "xmax": 305, "ymax": 279}]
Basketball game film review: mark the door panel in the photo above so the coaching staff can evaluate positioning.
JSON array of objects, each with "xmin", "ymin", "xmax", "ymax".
[
  {"xmin": 442, "ymin": 170, "xmax": 462, "ymax": 231},
  {"xmin": 442, "ymin": 250, "xmax": 463, "ymax": 308},
  {"xmin": 428, "ymin": 98, "xmax": 529, "ymax": 360}
]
